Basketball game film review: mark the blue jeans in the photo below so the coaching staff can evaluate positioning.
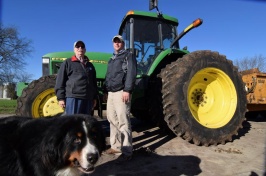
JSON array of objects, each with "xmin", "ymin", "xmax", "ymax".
[{"xmin": 65, "ymin": 98, "xmax": 92, "ymax": 115}]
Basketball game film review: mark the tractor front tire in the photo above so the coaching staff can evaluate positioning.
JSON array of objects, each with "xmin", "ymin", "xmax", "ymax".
[
  {"xmin": 159, "ymin": 50, "xmax": 247, "ymax": 146},
  {"xmin": 16, "ymin": 75, "xmax": 63, "ymax": 118}
]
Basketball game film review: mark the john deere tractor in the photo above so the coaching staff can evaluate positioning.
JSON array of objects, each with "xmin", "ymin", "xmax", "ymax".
[{"xmin": 16, "ymin": 0, "xmax": 246, "ymax": 146}]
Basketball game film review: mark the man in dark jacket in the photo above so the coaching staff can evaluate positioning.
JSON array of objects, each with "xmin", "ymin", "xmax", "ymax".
[
  {"xmin": 55, "ymin": 40, "xmax": 97, "ymax": 115},
  {"xmin": 104, "ymin": 35, "xmax": 137, "ymax": 161}
]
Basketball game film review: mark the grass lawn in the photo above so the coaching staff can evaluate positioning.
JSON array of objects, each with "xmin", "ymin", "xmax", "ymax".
[{"xmin": 0, "ymin": 99, "xmax": 17, "ymax": 114}]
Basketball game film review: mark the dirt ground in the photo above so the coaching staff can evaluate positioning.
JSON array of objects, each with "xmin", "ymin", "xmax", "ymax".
[
  {"xmin": 90, "ymin": 112, "xmax": 266, "ymax": 176},
  {"xmin": 1, "ymin": 113, "xmax": 265, "ymax": 176}
]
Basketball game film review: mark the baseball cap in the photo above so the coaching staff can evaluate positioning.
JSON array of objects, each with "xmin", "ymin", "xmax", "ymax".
[
  {"xmin": 112, "ymin": 35, "xmax": 124, "ymax": 43},
  {"xmin": 74, "ymin": 40, "xmax": 86, "ymax": 48}
]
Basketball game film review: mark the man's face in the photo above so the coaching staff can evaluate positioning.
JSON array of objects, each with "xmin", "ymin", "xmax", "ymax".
[
  {"xmin": 74, "ymin": 42, "xmax": 86, "ymax": 58},
  {"xmin": 113, "ymin": 38, "xmax": 124, "ymax": 53}
]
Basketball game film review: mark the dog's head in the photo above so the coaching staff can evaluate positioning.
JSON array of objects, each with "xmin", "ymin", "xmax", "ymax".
[{"xmin": 41, "ymin": 114, "xmax": 106, "ymax": 174}]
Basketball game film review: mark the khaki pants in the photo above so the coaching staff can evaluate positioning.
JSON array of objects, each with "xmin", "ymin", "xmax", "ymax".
[{"xmin": 106, "ymin": 90, "xmax": 132, "ymax": 156}]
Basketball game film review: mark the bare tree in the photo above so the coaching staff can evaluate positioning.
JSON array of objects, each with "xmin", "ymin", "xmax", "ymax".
[
  {"xmin": 0, "ymin": 24, "xmax": 34, "ymax": 83},
  {"xmin": 6, "ymin": 83, "xmax": 17, "ymax": 99},
  {"xmin": 15, "ymin": 72, "xmax": 34, "ymax": 82},
  {"xmin": 234, "ymin": 55, "xmax": 266, "ymax": 72}
]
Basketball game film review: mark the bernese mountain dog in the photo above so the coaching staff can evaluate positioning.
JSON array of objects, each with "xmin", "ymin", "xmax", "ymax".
[{"xmin": 0, "ymin": 114, "xmax": 106, "ymax": 176}]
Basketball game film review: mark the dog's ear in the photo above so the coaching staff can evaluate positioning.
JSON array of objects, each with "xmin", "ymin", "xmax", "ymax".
[
  {"xmin": 40, "ymin": 133, "xmax": 64, "ymax": 168},
  {"xmin": 86, "ymin": 117, "xmax": 106, "ymax": 154}
]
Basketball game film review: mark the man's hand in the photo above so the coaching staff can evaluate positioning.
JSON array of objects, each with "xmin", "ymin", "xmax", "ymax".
[
  {"xmin": 58, "ymin": 100, "xmax": 65, "ymax": 108},
  {"xmin": 122, "ymin": 91, "xmax": 130, "ymax": 103}
]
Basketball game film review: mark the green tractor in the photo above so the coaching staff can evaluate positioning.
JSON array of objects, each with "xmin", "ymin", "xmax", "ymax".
[{"xmin": 16, "ymin": 0, "xmax": 246, "ymax": 146}]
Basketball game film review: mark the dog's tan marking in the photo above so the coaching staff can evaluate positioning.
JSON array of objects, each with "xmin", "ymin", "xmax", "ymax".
[{"xmin": 76, "ymin": 132, "xmax": 82, "ymax": 138}]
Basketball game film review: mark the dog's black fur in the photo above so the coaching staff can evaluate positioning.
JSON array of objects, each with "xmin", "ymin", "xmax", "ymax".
[{"xmin": 0, "ymin": 114, "xmax": 106, "ymax": 176}]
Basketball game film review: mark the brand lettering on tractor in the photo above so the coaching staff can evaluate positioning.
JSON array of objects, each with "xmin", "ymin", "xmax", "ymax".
[{"xmin": 90, "ymin": 60, "xmax": 108, "ymax": 64}]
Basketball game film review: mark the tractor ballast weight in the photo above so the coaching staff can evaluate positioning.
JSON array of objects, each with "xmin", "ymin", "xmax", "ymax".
[{"xmin": 16, "ymin": 0, "xmax": 247, "ymax": 146}]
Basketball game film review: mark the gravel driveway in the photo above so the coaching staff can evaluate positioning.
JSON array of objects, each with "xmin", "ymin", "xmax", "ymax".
[{"xmin": 91, "ymin": 115, "xmax": 266, "ymax": 176}]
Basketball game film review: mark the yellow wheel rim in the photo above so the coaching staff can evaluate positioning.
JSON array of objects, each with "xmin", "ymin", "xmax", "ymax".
[
  {"xmin": 188, "ymin": 67, "xmax": 237, "ymax": 128},
  {"xmin": 32, "ymin": 88, "xmax": 64, "ymax": 118}
]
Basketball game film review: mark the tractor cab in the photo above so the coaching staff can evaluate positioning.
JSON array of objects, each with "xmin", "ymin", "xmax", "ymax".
[{"xmin": 118, "ymin": 10, "xmax": 179, "ymax": 75}]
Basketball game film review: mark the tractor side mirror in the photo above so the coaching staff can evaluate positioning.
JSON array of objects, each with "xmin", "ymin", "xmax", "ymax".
[{"xmin": 149, "ymin": 0, "xmax": 158, "ymax": 10}]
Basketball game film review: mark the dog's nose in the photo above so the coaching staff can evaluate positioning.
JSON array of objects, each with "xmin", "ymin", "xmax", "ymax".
[{"xmin": 87, "ymin": 153, "xmax": 99, "ymax": 164}]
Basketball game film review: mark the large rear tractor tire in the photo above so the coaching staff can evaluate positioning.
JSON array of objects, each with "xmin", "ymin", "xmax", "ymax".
[
  {"xmin": 159, "ymin": 50, "xmax": 247, "ymax": 146},
  {"xmin": 16, "ymin": 75, "xmax": 64, "ymax": 118}
]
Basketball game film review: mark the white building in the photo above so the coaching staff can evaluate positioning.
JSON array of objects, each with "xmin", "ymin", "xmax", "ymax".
[{"xmin": 0, "ymin": 82, "xmax": 10, "ymax": 99}]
